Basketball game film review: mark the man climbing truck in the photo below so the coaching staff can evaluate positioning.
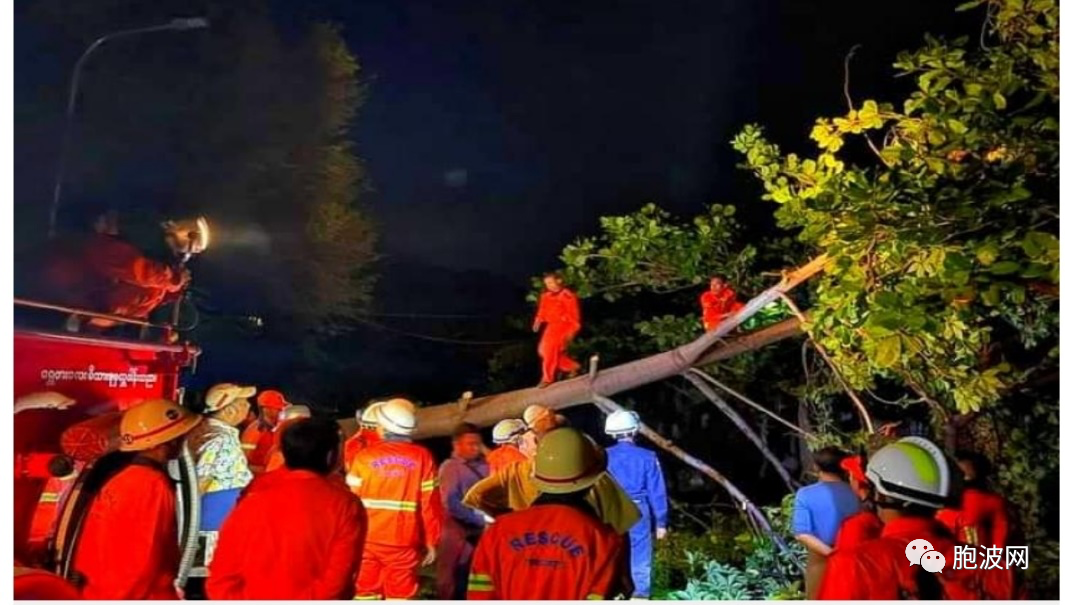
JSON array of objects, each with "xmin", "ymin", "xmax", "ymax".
[{"xmin": 533, "ymin": 272, "xmax": 582, "ymax": 387}]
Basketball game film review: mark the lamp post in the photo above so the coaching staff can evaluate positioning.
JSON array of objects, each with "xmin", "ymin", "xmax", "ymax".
[{"xmin": 47, "ymin": 17, "xmax": 209, "ymax": 239}]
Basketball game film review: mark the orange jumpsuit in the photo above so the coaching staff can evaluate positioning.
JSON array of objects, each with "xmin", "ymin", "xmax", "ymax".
[
  {"xmin": 262, "ymin": 419, "xmax": 301, "ymax": 473},
  {"xmin": 937, "ymin": 487, "xmax": 1016, "ymax": 598},
  {"xmin": 207, "ymin": 468, "xmax": 367, "ymax": 600},
  {"xmin": 86, "ymin": 235, "xmax": 185, "ymax": 319},
  {"xmin": 486, "ymin": 444, "xmax": 527, "ymax": 475},
  {"xmin": 240, "ymin": 421, "xmax": 275, "ymax": 474},
  {"xmin": 833, "ymin": 510, "xmax": 882, "ymax": 550},
  {"xmin": 819, "ymin": 516, "xmax": 985, "ymax": 600},
  {"xmin": 535, "ymin": 288, "xmax": 582, "ymax": 384},
  {"xmin": 72, "ymin": 461, "xmax": 180, "ymax": 600},
  {"xmin": 343, "ymin": 428, "xmax": 382, "ymax": 472},
  {"xmin": 349, "ymin": 439, "xmax": 443, "ymax": 599},
  {"xmin": 700, "ymin": 286, "xmax": 744, "ymax": 331},
  {"xmin": 467, "ymin": 503, "xmax": 623, "ymax": 600}
]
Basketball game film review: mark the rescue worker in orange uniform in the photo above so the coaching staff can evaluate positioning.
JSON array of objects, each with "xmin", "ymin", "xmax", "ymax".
[
  {"xmin": 467, "ymin": 427, "xmax": 627, "ymax": 600},
  {"xmin": 486, "ymin": 419, "xmax": 528, "ymax": 474},
  {"xmin": 699, "ymin": 275, "xmax": 745, "ymax": 332},
  {"xmin": 349, "ymin": 399, "xmax": 443, "ymax": 599},
  {"xmin": 240, "ymin": 389, "xmax": 289, "ymax": 474},
  {"xmin": 819, "ymin": 437, "xmax": 987, "ymax": 600},
  {"xmin": 936, "ymin": 450, "xmax": 1018, "ymax": 599},
  {"xmin": 71, "ymin": 399, "xmax": 202, "ymax": 599},
  {"xmin": 207, "ymin": 418, "xmax": 368, "ymax": 600},
  {"xmin": 834, "ymin": 454, "xmax": 883, "ymax": 549},
  {"xmin": 264, "ymin": 405, "xmax": 312, "ymax": 473},
  {"xmin": 344, "ymin": 401, "xmax": 384, "ymax": 479},
  {"xmin": 533, "ymin": 272, "xmax": 582, "ymax": 387}
]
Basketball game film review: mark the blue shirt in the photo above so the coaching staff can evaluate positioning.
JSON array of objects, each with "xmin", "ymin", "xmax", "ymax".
[
  {"xmin": 439, "ymin": 456, "xmax": 490, "ymax": 528},
  {"xmin": 606, "ymin": 441, "xmax": 669, "ymax": 529},
  {"xmin": 791, "ymin": 480, "xmax": 860, "ymax": 546}
]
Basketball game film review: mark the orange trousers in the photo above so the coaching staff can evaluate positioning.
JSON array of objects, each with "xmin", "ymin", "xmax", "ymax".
[
  {"xmin": 538, "ymin": 323, "xmax": 579, "ymax": 383},
  {"xmin": 355, "ymin": 543, "xmax": 421, "ymax": 599}
]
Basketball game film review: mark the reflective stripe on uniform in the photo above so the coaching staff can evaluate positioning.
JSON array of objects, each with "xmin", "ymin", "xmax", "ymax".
[
  {"xmin": 39, "ymin": 493, "xmax": 60, "ymax": 504},
  {"xmin": 587, "ymin": 594, "xmax": 604, "ymax": 600},
  {"xmin": 420, "ymin": 479, "xmax": 438, "ymax": 492},
  {"xmin": 468, "ymin": 573, "xmax": 494, "ymax": 592},
  {"xmin": 361, "ymin": 498, "xmax": 418, "ymax": 512},
  {"xmin": 353, "ymin": 594, "xmax": 382, "ymax": 600}
]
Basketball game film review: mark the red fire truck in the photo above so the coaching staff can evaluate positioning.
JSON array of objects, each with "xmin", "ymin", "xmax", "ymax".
[{"xmin": 13, "ymin": 299, "xmax": 203, "ymax": 595}]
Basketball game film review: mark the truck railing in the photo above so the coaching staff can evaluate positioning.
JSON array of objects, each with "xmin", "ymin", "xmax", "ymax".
[{"xmin": 14, "ymin": 297, "xmax": 175, "ymax": 343}]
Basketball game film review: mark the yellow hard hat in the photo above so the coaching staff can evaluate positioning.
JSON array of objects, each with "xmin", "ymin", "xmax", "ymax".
[
  {"xmin": 533, "ymin": 427, "xmax": 606, "ymax": 494},
  {"xmin": 119, "ymin": 399, "xmax": 202, "ymax": 452},
  {"xmin": 204, "ymin": 383, "xmax": 257, "ymax": 413}
]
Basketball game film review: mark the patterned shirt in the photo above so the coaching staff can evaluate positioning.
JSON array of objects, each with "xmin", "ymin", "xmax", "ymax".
[{"xmin": 188, "ymin": 418, "xmax": 253, "ymax": 494}]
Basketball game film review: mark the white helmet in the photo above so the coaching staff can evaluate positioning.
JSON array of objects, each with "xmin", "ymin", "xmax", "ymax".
[
  {"xmin": 359, "ymin": 401, "xmax": 385, "ymax": 429},
  {"xmin": 377, "ymin": 399, "xmax": 417, "ymax": 436},
  {"xmin": 604, "ymin": 409, "xmax": 640, "ymax": 437},
  {"xmin": 866, "ymin": 437, "xmax": 951, "ymax": 509},
  {"xmin": 522, "ymin": 404, "xmax": 551, "ymax": 427},
  {"xmin": 492, "ymin": 419, "xmax": 528, "ymax": 444},
  {"xmin": 278, "ymin": 405, "xmax": 312, "ymax": 423}
]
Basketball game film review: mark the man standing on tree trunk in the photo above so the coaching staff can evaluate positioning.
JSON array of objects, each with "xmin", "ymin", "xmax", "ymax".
[{"xmin": 533, "ymin": 272, "xmax": 582, "ymax": 388}]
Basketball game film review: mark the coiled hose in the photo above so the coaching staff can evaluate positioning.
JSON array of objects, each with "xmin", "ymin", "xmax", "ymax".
[{"xmin": 175, "ymin": 441, "xmax": 200, "ymax": 589}]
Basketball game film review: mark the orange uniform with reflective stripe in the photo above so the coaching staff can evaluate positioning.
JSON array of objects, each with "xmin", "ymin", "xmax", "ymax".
[
  {"xmin": 486, "ymin": 444, "xmax": 527, "ymax": 475},
  {"xmin": 72, "ymin": 462, "xmax": 180, "ymax": 600},
  {"xmin": 937, "ymin": 487, "xmax": 1017, "ymax": 599},
  {"xmin": 468, "ymin": 503, "xmax": 622, "ymax": 600},
  {"xmin": 343, "ymin": 428, "xmax": 382, "ymax": 471},
  {"xmin": 207, "ymin": 468, "xmax": 367, "ymax": 600},
  {"xmin": 350, "ymin": 439, "xmax": 442, "ymax": 599}
]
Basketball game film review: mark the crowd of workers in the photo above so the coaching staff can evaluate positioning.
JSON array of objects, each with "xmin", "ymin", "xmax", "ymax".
[{"xmin": 793, "ymin": 441, "xmax": 1022, "ymax": 600}]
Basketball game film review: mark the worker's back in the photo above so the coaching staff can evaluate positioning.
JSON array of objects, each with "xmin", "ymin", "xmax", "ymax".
[
  {"xmin": 606, "ymin": 441, "xmax": 660, "ymax": 498},
  {"xmin": 468, "ymin": 502, "xmax": 622, "ymax": 600},
  {"xmin": 485, "ymin": 444, "xmax": 526, "ymax": 474},
  {"xmin": 350, "ymin": 439, "xmax": 440, "ymax": 548},
  {"xmin": 206, "ymin": 468, "xmax": 366, "ymax": 600}
]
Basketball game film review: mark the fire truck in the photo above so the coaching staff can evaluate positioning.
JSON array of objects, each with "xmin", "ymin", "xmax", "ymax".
[{"xmin": 13, "ymin": 299, "xmax": 204, "ymax": 594}]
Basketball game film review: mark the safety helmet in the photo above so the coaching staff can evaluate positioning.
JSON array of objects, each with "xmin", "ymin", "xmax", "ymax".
[
  {"xmin": 492, "ymin": 419, "xmax": 528, "ymax": 444},
  {"xmin": 522, "ymin": 404, "xmax": 551, "ymax": 427},
  {"xmin": 205, "ymin": 383, "xmax": 257, "ymax": 413},
  {"xmin": 358, "ymin": 401, "xmax": 385, "ymax": 429},
  {"xmin": 278, "ymin": 405, "xmax": 312, "ymax": 423},
  {"xmin": 16, "ymin": 391, "xmax": 75, "ymax": 410},
  {"xmin": 866, "ymin": 437, "xmax": 951, "ymax": 509},
  {"xmin": 119, "ymin": 399, "xmax": 201, "ymax": 452},
  {"xmin": 377, "ymin": 399, "xmax": 417, "ymax": 436},
  {"xmin": 533, "ymin": 427, "xmax": 606, "ymax": 494},
  {"xmin": 604, "ymin": 409, "xmax": 640, "ymax": 436},
  {"xmin": 257, "ymin": 390, "xmax": 290, "ymax": 411}
]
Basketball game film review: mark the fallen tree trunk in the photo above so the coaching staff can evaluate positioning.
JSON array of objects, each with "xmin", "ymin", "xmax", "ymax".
[{"xmin": 396, "ymin": 255, "xmax": 826, "ymax": 438}]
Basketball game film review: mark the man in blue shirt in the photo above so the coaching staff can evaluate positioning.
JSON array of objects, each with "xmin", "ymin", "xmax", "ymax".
[
  {"xmin": 436, "ymin": 423, "xmax": 490, "ymax": 599},
  {"xmin": 604, "ymin": 409, "xmax": 669, "ymax": 598},
  {"xmin": 792, "ymin": 446, "xmax": 860, "ymax": 597}
]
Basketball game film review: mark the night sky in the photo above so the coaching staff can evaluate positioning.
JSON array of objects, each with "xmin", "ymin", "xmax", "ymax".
[{"xmin": 15, "ymin": 1, "xmax": 979, "ymax": 405}]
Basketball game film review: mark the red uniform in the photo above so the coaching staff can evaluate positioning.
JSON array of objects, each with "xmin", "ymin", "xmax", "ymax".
[
  {"xmin": 819, "ymin": 516, "xmax": 984, "ymax": 600},
  {"xmin": 14, "ymin": 567, "xmax": 82, "ymax": 600},
  {"xmin": 486, "ymin": 444, "xmax": 527, "ymax": 475},
  {"xmin": 72, "ymin": 462, "xmax": 180, "ymax": 600},
  {"xmin": 937, "ymin": 487, "xmax": 1016, "ymax": 599},
  {"xmin": 700, "ymin": 286, "xmax": 744, "ymax": 331},
  {"xmin": 349, "ymin": 440, "xmax": 443, "ymax": 599},
  {"xmin": 207, "ymin": 468, "xmax": 367, "ymax": 600},
  {"xmin": 262, "ymin": 419, "xmax": 301, "ymax": 473},
  {"xmin": 468, "ymin": 503, "xmax": 623, "ymax": 600},
  {"xmin": 343, "ymin": 428, "xmax": 382, "ymax": 471},
  {"xmin": 833, "ymin": 510, "xmax": 882, "ymax": 550},
  {"xmin": 535, "ymin": 288, "xmax": 582, "ymax": 384},
  {"xmin": 240, "ymin": 421, "xmax": 275, "ymax": 474}
]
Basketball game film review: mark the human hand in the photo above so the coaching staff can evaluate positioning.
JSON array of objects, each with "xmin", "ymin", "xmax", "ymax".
[
  {"xmin": 532, "ymin": 321, "xmax": 542, "ymax": 333},
  {"xmin": 656, "ymin": 527, "xmax": 668, "ymax": 540},
  {"xmin": 421, "ymin": 547, "xmax": 437, "ymax": 567}
]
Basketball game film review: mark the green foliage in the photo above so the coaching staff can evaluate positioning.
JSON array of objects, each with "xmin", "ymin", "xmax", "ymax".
[{"xmin": 732, "ymin": 0, "xmax": 1059, "ymax": 415}]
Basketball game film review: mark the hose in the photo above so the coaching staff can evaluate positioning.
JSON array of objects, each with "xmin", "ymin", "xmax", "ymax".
[{"xmin": 175, "ymin": 441, "xmax": 201, "ymax": 589}]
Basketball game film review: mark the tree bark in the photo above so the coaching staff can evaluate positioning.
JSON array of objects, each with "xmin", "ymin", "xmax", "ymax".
[
  {"xmin": 373, "ymin": 255, "xmax": 827, "ymax": 439},
  {"xmin": 683, "ymin": 371, "xmax": 798, "ymax": 492}
]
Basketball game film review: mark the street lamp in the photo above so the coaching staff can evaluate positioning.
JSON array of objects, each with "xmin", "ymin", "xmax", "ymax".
[{"xmin": 46, "ymin": 17, "xmax": 210, "ymax": 239}]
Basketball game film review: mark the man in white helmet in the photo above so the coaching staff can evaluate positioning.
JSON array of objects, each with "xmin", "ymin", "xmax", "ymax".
[
  {"xmin": 348, "ymin": 399, "xmax": 442, "ymax": 599},
  {"xmin": 344, "ymin": 401, "xmax": 384, "ymax": 479},
  {"xmin": 819, "ymin": 437, "xmax": 989, "ymax": 600},
  {"xmin": 604, "ymin": 409, "xmax": 669, "ymax": 598},
  {"xmin": 486, "ymin": 419, "xmax": 529, "ymax": 474}
]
